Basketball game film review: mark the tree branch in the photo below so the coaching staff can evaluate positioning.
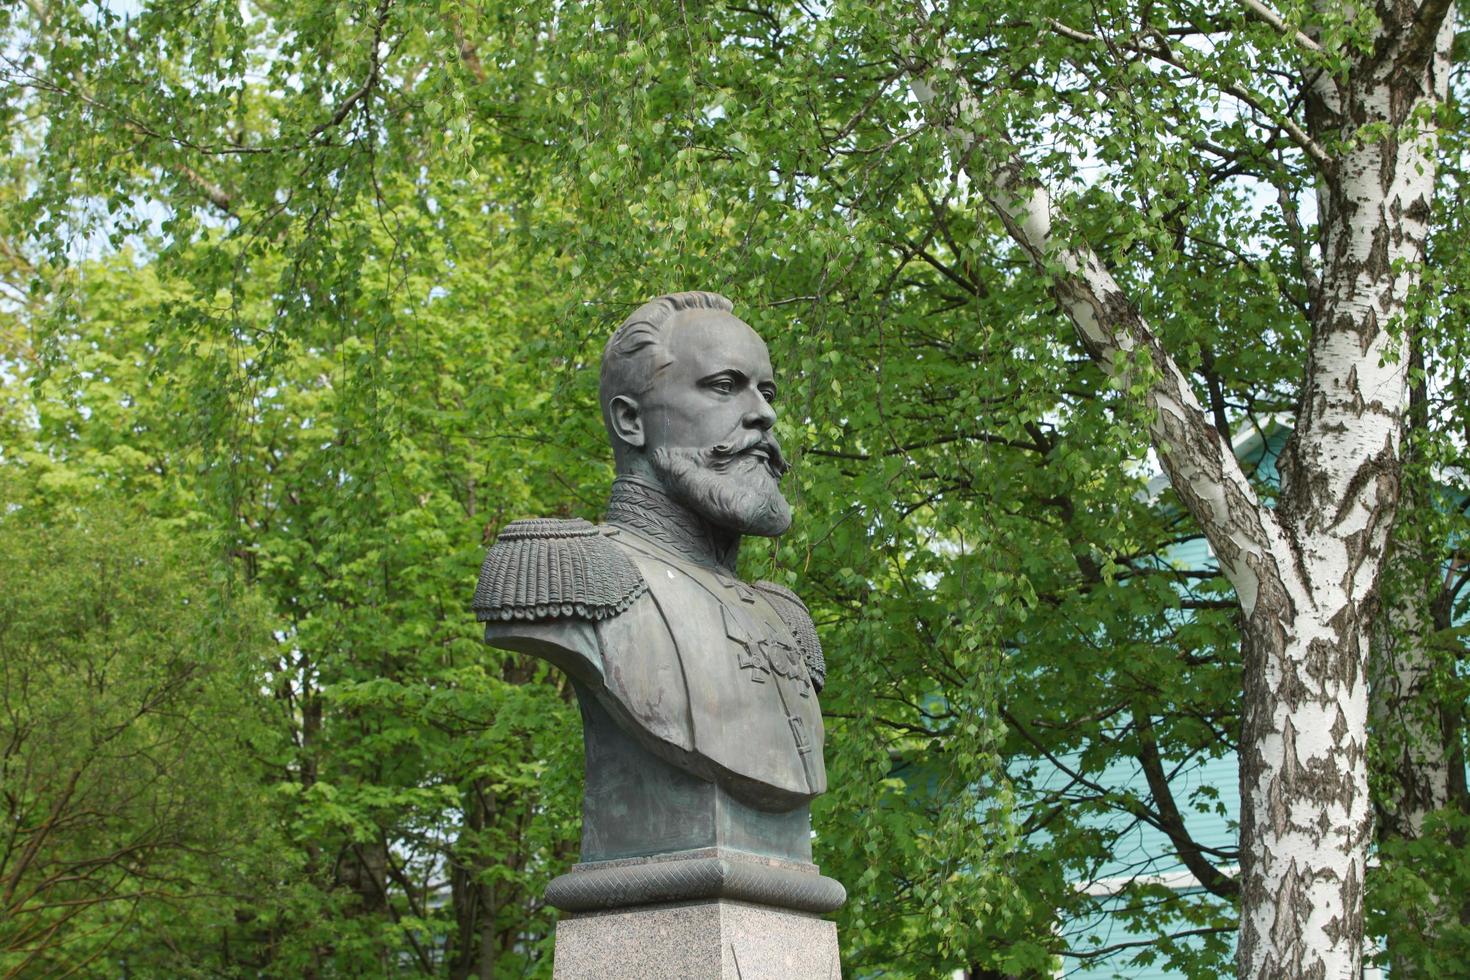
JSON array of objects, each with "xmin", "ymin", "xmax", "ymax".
[
  {"xmin": 1236, "ymin": 0, "xmax": 1325, "ymax": 56},
  {"xmin": 446, "ymin": 11, "xmax": 488, "ymax": 83},
  {"xmin": 176, "ymin": 164, "xmax": 234, "ymax": 217},
  {"xmin": 904, "ymin": 27, "xmax": 1297, "ymax": 620},
  {"xmin": 1027, "ymin": 16, "xmax": 1334, "ymax": 173},
  {"xmin": 309, "ymin": 0, "xmax": 393, "ymax": 140},
  {"xmin": 1062, "ymin": 926, "xmax": 1235, "ymax": 960},
  {"xmin": 1134, "ymin": 709, "xmax": 1240, "ymax": 898}
]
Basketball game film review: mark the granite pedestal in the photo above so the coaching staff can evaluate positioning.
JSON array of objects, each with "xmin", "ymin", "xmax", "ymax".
[{"xmin": 553, "ymin": 898, "xmax": 840, "ymax": 980}]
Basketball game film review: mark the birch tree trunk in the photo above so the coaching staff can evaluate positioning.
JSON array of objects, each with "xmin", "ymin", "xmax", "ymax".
[
  {"xmin": 1241, "ymin": 7, "xmax": 1455, "ymax": 975},
  {"xmin": 906, "ymin": 1, "xmax": 1456, "ymax": 975},
  {"xmin": 1372, "ymin": 566, "xmax": 1455, "ymax": 843},
  {"xmin": 1371, "ymin": 538, "xmax": 1457, "ymax": 979},
  {"xmin": 1371, "ymin": 354, "xmax": 1455, "ymax": 844},
  {"xmin": 1371, "ymin": 358, "xmax": 1465, "ymax": 975}
]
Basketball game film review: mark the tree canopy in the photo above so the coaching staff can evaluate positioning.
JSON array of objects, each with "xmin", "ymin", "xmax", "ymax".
[{"xmin": 2, "ymin": 1, "xmax": 1467, "ymax": 977}]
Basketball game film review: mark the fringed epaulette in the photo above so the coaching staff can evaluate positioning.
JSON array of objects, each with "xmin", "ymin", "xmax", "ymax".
[
  {"xmin": 474, "ymin": 518, "xmax": 647, "ymax": 623},
  {"xmin": 753, "ymin": 581, "xmax": 826, "ymax": 693}
]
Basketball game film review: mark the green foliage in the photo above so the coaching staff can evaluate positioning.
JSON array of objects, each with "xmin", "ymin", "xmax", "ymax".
[
  {"xmin": 0, "ymin": 492, "xmax": 276, "ymax": 977},
  {"xmin": 1369, "ymin": 808, "xmax": 1470, "ymax": 977},
  {"xmin": 1, "ymin": 195, "xmax": 592, "ymax": 972},
  {"xmin": 1, "ymin": 0, "xmax": 1466, "ymax": 976}
]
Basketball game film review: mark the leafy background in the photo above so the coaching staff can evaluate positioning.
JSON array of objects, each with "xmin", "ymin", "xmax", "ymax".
[{"xmin": 1, "ymin": 1, "xmax": 1466, "ymax": 977}]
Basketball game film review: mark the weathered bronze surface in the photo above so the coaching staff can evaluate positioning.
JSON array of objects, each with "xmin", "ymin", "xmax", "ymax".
[{"xmin": 474, "ymin": 292, "xmax": 841, "ymax": 912}]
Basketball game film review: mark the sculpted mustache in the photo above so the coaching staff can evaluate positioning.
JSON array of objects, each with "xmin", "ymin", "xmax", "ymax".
[{"xmin": 709, "ymin": 435, "xmax": 790, "ymax": 476}]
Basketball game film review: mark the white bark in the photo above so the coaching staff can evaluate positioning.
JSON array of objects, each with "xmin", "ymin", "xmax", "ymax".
[
  {"xmin": 904, "ymin": 1, "xmax": 1456, "ymax": 976},
  {"xmin": 1237, "ymin": 6, "xmax": 1455, "ymax": 975}
]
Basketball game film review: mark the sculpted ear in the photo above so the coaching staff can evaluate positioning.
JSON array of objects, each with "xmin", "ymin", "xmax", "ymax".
[{"xmin": 608, "ymin": 395, "xmax": 645, "ymax": 449}]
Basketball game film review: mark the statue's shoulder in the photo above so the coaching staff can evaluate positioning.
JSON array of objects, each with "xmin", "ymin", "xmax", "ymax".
[
  {"xmin": 752, "ymin": 580, "xmax": 827, "ymax": 693},
  {"xmin": 473, "ymin": 518, "xmax": 648, "ymax": 624}
]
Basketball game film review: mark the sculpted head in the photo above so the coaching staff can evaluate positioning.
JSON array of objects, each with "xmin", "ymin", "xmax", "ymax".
[{"xmin": 599, "ymin": 291, "xmax": 792, "ymax": 537}]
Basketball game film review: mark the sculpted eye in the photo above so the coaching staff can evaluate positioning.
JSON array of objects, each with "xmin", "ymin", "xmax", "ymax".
[
  {"xmin": 708, "ymin": 377, "xmax": 735, "ymax": 394},
  {"xmin": 760, "ymin": 386, "xmax": 777, "ymax": 403}
]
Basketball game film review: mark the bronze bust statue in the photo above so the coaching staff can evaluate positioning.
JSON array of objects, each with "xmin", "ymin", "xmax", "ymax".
[{"xmin": 473, "ymin": 292, "xmax": 842, "ymax": 915}]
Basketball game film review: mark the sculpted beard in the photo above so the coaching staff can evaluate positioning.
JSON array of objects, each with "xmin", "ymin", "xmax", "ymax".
[{"xmin": 651, "ymin": 438, "xmax": 792, "ymax": 537}]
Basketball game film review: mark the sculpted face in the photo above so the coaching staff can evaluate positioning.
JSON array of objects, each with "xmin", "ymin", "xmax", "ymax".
[{"xmin": 639, "ymin": 311, "xmax": 792, "ymax": 537}]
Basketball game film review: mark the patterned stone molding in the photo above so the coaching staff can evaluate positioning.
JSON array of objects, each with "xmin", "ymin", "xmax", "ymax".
[{"xmin": 546, "ymin": 849, "xmax": 846, "ymax": 914}]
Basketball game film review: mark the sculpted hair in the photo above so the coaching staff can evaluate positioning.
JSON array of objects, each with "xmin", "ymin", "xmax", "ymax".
[{"xmin": 599, "ymin": 291, "xmax": 734, "ymax": 435}]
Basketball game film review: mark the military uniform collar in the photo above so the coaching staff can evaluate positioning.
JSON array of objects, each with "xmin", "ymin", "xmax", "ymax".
[{"xmin": 604, "ymin": 476, "xmax": 741, "ymax": 573}]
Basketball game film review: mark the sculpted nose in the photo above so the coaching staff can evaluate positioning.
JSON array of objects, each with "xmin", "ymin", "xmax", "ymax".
[{"xmin": 743, "ymin": 393, "xmax": 776, "ymax": 431}]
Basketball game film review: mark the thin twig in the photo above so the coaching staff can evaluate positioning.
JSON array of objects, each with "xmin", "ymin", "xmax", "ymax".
[{"xmin": 1237, "ymin": 0, "xmax": 1325, "ymax": 55}]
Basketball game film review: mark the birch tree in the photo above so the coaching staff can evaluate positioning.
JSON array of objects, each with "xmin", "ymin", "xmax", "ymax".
[
  {"xmin": 1368, "ymin": 140, "xmax": 1470, "ymax": 974},
  {"xmin": 508, "ymin": 0, "xmax": 1464, "ymax": 973},
  {"xmin": 899, "ymin": 1, "xmax": 1457, "ymax": 975}
]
